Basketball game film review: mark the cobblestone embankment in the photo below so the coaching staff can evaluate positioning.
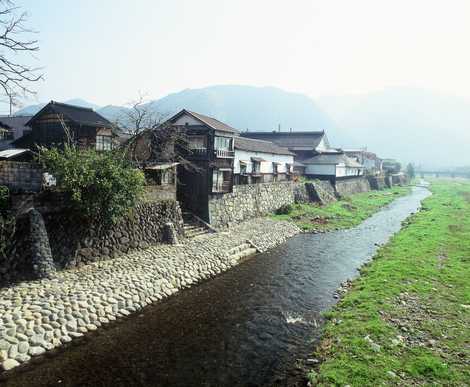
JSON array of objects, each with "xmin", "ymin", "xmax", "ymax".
[{"xmin": 0, "ymin": 218, "xmax": 300, "ymax": 372}]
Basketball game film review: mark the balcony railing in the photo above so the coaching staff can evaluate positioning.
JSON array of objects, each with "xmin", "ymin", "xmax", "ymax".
[
  {"xmin": 212, "ymin": 182, "xmax": 232, "ymax": 193},
  {"xmin": 214, "ymin": 149, "xmax": 235, "ymax": 158},
  {"xmin": 188, "ymin": 147, "xmax": 208, "ymax": 158}
]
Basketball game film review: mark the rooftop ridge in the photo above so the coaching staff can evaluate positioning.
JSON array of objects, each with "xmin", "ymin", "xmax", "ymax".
[
  {"xmin": 50, "ymin": 100, "xmax": 95, "ymax": 112},
  {"xmin": 242, "ymin": 130, "xmax": 325, "ymax": 134}
]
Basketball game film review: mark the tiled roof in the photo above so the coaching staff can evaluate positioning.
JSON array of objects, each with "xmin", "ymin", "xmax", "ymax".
[
  {"xmin": 234, "ymin": 136, "xmax": 294, "ymax": 156},
  {"xmin": 303, "ymin": 152, "xmax": 364, "ymax": 167},
  {"xmin": 172, "ymin": 109, "xmax": 239, "ymax": 133},
  {"xmin": 27, "ymin": 101, "xmax": 113, "ymax": 128},
  {"xmin": 240, "ymin": 131, "xmax": 326, "ymax": 149}
]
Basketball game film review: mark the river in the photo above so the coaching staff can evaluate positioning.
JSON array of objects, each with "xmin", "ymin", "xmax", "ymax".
[{"xmin": 2, "ymin": 187, "xmax": 430, "ymax": 387}]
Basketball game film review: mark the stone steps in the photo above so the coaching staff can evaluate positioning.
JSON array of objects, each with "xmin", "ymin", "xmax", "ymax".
[
  {"xmin": 182, "ymin": 212, "xmax": 212, "ymax": 239},
  {"xmin": 226, "ymin": 242, "xmax": 258, "ymax": 261}
]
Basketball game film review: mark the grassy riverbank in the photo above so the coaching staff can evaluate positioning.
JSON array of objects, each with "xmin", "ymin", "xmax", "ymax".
[
  {"xmin": 309, "ymin": 180, "xmax": 470, "ymax": 386},
  {"xmin": 272, "ymin": 186, "xmax": 410, "ymax": 231}
]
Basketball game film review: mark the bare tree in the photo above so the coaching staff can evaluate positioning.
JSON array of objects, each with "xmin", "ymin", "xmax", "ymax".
[
  {"xmin": 0, "ymin": 0, "xmax": 43, "ymax": 110},
  {"xmin": 119, "ymin": 93, "xmax": 198, "ymax": 172},
  {"xmin": 115, "ymin": 92, "xmax": 167, "ymax": 136}
]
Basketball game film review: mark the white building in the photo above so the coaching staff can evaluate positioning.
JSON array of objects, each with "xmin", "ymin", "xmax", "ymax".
[
  {"xmin": 233, "ymin": 137, "xmax": 294, "ymax": 184},
  {"xmin": 302, "ymin": 151, "xmax": 364, "ymax": 181}
]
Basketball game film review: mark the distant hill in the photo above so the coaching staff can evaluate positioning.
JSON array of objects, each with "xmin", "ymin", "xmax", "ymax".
[
  {"xmin": 15, "ymin": 98, "xmax": 101, "ymax": 116},
  {"xmin": 318, "ymin": 88, "xmax": 470, "ymax": 168},
  {"xmin": 15, "ymin": 84, "xmax": 334, "ymax": 136},
  {"xmin": 142, "ymin": 85, "xmax": 334, "ymax": 133}
]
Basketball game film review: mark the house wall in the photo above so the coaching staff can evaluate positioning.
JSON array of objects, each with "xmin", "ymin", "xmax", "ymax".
[
  {"xmin": 305, "ymin": 163, "xmax": 336, "ymax": 176},
  {"xmin": 337, "ymin": 165, "xmax": 364, "ymax": 177},
  {"xmin": 0, "ymin": 161, "xmax": 42, "ymax": 193},
  {"xmin": 234, "ymin": 149, "xmax": 293, "ymax": 174},
  {"xmin": 173, "ymin": 114, "xmax": 203, "ymax": 126},
  {"xmin": 316, "ymin": 137, "xmax": 329, "ymax": 152},
  {"xmin": 208, "ymin": 181, "xmax": 295, "ymax": 227}
]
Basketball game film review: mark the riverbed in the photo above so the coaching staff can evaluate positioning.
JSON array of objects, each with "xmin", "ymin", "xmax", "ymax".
[{"xmin": 1, "ymin": 187, "xmax": 430, "ymax": 387}]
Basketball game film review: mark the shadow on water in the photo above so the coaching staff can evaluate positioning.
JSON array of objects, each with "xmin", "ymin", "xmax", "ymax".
[{"xmin": 2, "ymin": 187, "xmax": 431, "ymax": 387}]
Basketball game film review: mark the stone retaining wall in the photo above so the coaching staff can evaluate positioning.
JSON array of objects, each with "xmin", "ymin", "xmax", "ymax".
[
  {"xmin": 368, "ymin": 176, "xmax": 387, "ymax": 190},
  {"xmin": 1, "ymin": 200, "xmax": 184, "ymax": 285},
  {"xmin": 335, "ymin": 177, "xmax": 371, "ymax": 198},
  {"xmin": 208, "ymin": 181, "xmax": 295, "ymax": 227},
  {"xmin": 0, "ymin": 161, "xmax": 42, "ymax": 193}
]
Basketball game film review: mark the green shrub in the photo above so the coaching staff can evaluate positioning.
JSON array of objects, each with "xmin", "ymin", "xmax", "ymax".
[
  {"xmin": 275, "ymin": 204, "xmax": 293, "ymax": 215},
  {"xmin": 39, "ymin": 146, "xmax": 145, "ymax": 224}
]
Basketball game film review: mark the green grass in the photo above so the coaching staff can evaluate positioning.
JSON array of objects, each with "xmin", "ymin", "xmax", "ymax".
[
  {"xmin": 310, "ymin": 180, "xmax": 470, "ymax": 386},
  {"xmin": 272, "ymin": 186, "xmax": 410, "ymax": 231}
]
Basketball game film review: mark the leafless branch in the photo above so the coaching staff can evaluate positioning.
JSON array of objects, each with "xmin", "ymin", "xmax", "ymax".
[
  {"xmin": 121, "ymin": 93, "xmax": 199, "ymax": 172},
  {"xmin": 0, "ymin": 0, "xmax": 43, "ymax": 105}
]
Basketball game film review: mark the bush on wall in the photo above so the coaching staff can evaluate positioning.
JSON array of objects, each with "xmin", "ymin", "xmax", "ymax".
[{"xmin": 39, "ymin": 146, "xmax": 145, "ymax": 224}]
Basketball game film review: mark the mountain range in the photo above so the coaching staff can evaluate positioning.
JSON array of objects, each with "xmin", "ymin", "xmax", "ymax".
[{"xmin": 15, "ymin": 85, "xmax": 470, "ymax": 168}]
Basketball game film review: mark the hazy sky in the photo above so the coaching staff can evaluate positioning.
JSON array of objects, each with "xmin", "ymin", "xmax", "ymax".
[{"xmin": 9, "ymin": 0, "xmax": 470, "ymax": 109}]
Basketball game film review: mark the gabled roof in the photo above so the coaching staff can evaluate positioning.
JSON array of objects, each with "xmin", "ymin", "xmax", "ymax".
[
  {"xmin": 169, "ymin": 109, "xmax": 239, "ymax": 134},
  {"xmin": 0, "ymin": 115, "xmax": 32, "ymax": 140},
  {"xmin": 240, "ymin": 130, "xmax": 327, "ymax": 150},
  {"xmin": 26, "ymin": 101, "xmax": 113, "ymax": 128},
  {"xmin": 234, "ymin": 136, "xmax": 294, "ymax": 156},
  {"xmin": 303, "ymin": 152, "xmax": 364, "ymax": 167}
]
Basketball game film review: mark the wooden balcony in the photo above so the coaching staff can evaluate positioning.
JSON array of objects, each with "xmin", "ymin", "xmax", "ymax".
[
  {"xmin": 188, "ymin": 147, "xmax": 209, "ymax": 158},
  {"xmin": 214, "ymin": 149, "xmax": 235, "ymax": 158}
]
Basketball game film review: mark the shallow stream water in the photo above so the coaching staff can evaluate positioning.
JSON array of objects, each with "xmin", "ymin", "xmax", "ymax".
[{"xmin": 2, "ymin": 187, "xmax": 430, "ymax": 387}]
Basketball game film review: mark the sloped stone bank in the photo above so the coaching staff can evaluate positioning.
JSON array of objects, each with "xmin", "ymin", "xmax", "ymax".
[{"xmin": 0, "ymin": 218, "xmax": 300, "ymax": 372}]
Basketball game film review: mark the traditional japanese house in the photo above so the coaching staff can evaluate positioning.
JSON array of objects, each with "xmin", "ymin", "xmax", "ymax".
[
  {"xmin": 13, "ymin": 101, "xmax": 114, "ymax": 150},
  {"xmin": 123, "ymin": 129, "xmax": 178, "ymax": 201},
  {"xmin": 240, "ymin": 130, "xmax": 330, "ymax": 161},
  {"xmin": 343, "ymin": 149, "xmax": 383, "ymax": 175},
  {"xmin": 233, "ymin": 137, "xmax": 294, "ymax": 185},
  {"xmin": 0, "ymin": 115, "xmax": 32, "ymax": 150},
  {"xmin": 302, "ymin": 150, "xmax": 364, "ymax": 182},
  {"xmin": 163, "ymin": 109, "xmax": 238, "ymax": 221}
]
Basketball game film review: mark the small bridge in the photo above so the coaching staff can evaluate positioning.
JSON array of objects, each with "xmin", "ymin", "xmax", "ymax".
[{"xmin": 417, "ymin": 171, "xmax": 470, "ymax": 178}]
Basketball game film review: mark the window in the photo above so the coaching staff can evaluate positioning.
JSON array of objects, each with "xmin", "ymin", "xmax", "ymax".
[
  {"xmin": 252, "ymin": 161, "xmax": 261, "ymax": 175},
  {"xmin": 214, "ymin": 136, "xmax": 232, "ymax": 150},
  {"xmin": 240, "ymin": 162, "xmax": 247, "ymax": 175},
  {"xmin": 272, "ymin": 162, "xmax": 279, "ymax": 175},
  {"xmin": 0, "ymin": 129, "xmax": 12, "ymax": 141},
  {"xmin": 161, "ymin": 169, "xmax": 175, "ymax": 185},
  {"xmin": 96, "ymin": 135, "xmax": 112, "ymax": 151},
  {"xmin": 188, "ymin": 135, "xmax": 207, "ymax": 150},
  {"xmin": 212, "ymin": 169, "xmax": 232, "ymax": 192}
]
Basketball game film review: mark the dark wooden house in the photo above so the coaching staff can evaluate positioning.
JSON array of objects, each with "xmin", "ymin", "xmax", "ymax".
[
  {"xmin": 13, "ymin": 101, "xmax": 114, "ymax": 150},
  {"xmin": 165, "ymin": 109, "xmax": 237, "ymax": 221},
  {"xmin": 0, "ymin": 115, "xmax": 32, "ymax": 150}
]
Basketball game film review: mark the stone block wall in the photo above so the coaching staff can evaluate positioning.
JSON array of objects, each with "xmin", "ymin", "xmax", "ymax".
[
  {"xmin": 208, "ymin": 181, "xmax": 295, "ymax": 227},
  {"xmin": 368, "ymin": 176, "xmax": 387, "ymax": 190},
  {"xmin": 2, "ymin": 200, "xmax": 184, "ymax": 285},
  {"xmin": 0, "ymin": 161, "xmax": 42, "ymax": 193},
  {"xmin": 335, "ymin": 177, "xmax": 371, "ymax": 198}
]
